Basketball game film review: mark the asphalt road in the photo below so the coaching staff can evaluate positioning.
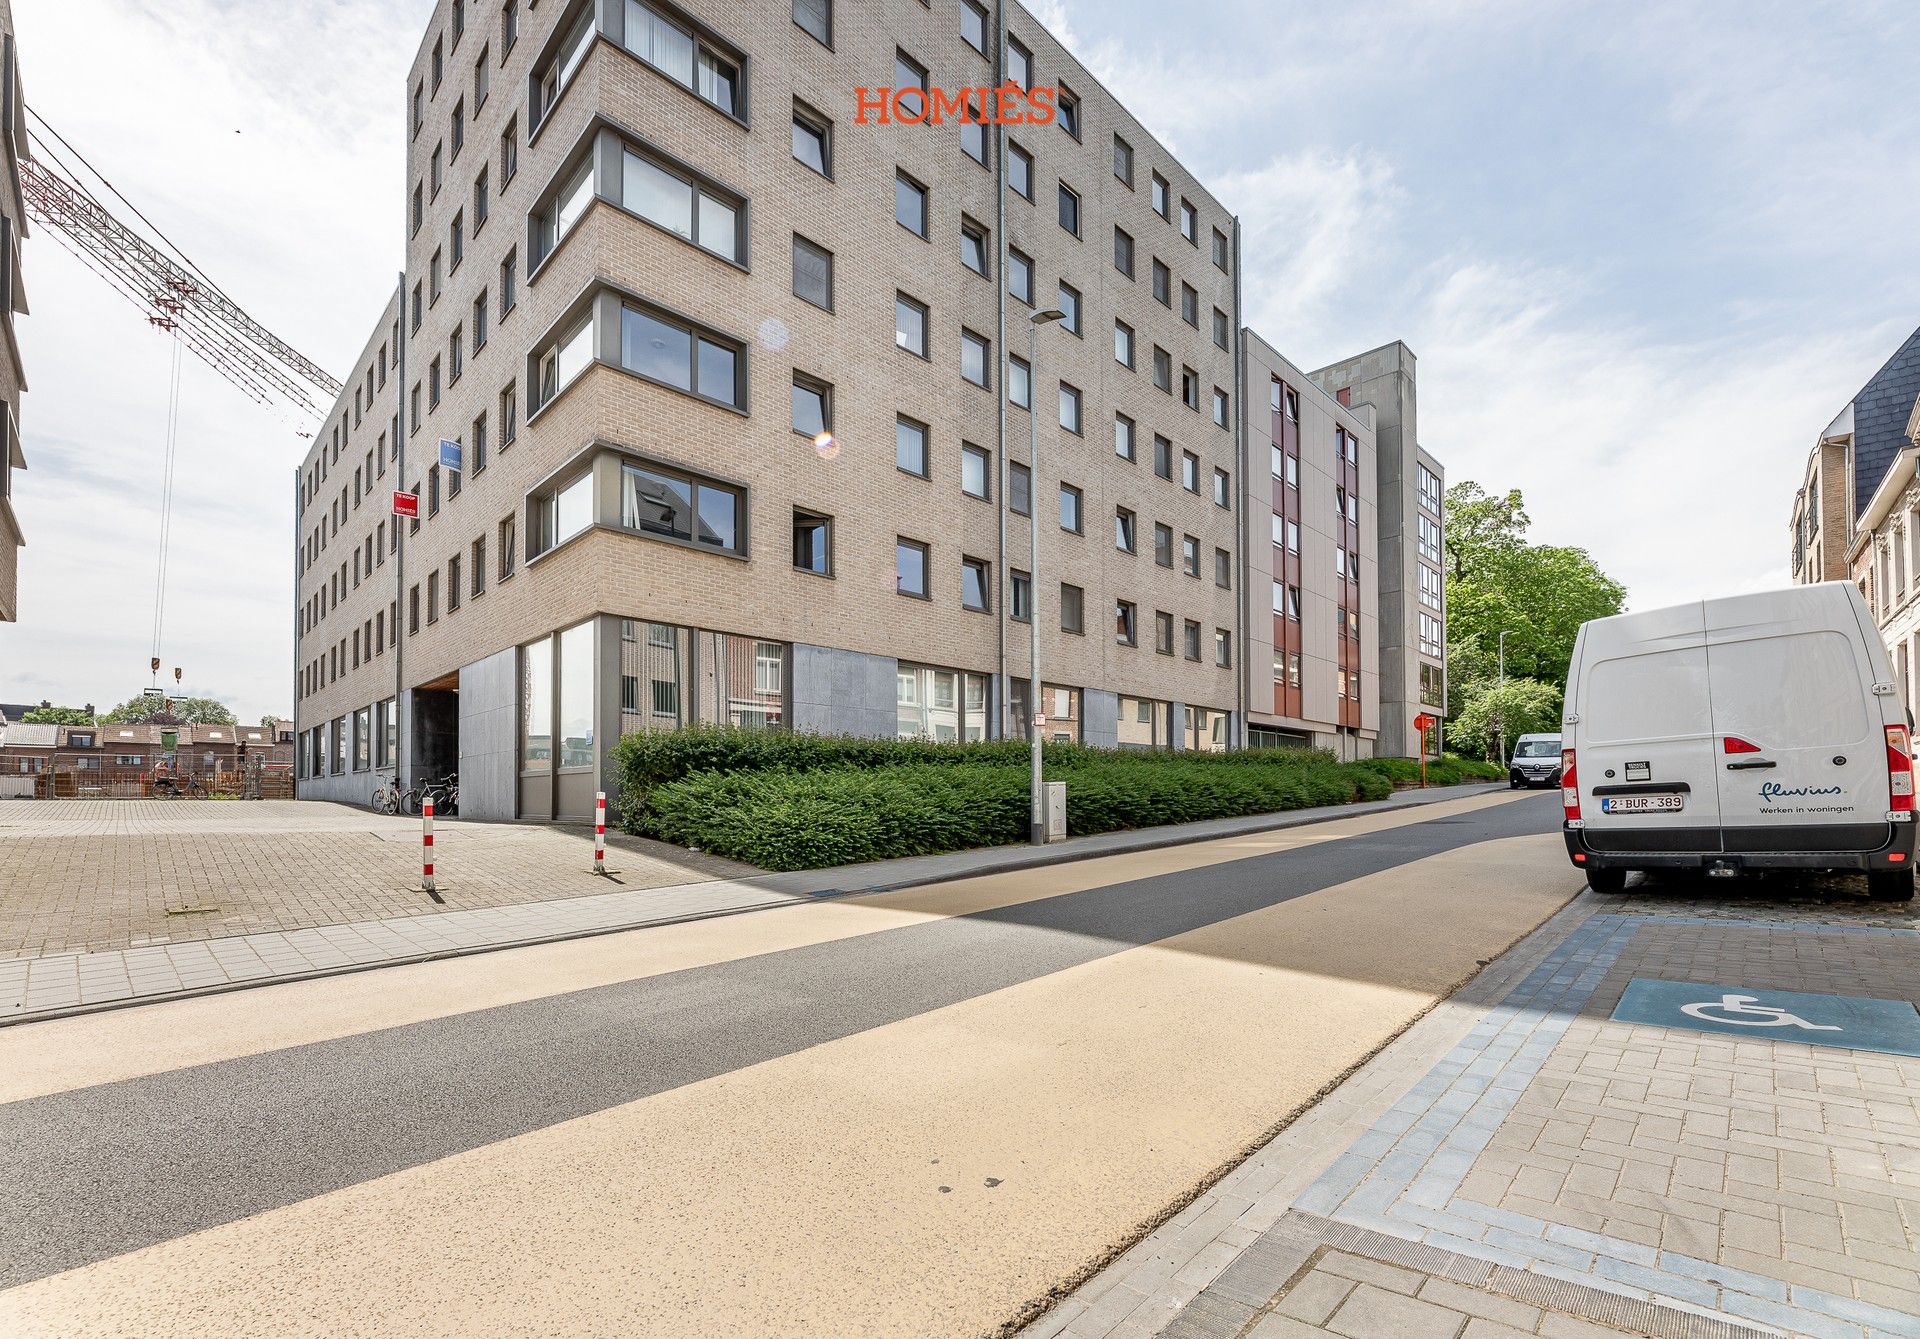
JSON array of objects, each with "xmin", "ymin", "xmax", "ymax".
[{"xmin": 0, "ymin": 789, "xmax": 1572, "ymax": 1337}]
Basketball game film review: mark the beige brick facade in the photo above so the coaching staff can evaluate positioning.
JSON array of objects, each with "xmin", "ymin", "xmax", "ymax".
[{"xmin": 0, "ymin": 0, "xmax": 27, "ymax": 625}]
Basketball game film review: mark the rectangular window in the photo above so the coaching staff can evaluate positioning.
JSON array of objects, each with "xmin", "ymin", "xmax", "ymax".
[
  {"xmin": 1212, "ymin": 388, "xmax": 1230, "ymax": 427},
  {"xmin": 894, "ymin": 49, "xmax": 928, "ymax": 117},
  {"xmin": 895, "ymin": 170, "xmax": 928, "ymax": 237},
  {"xmin": 961, "ymin": 329, "xmax": 990, "ymax": 387},
  {"xmin": 471, "ymin": 411, "xmax": 488, "ymax": 474},
  {"xmin": 1057, "ymin": 87, "xmax": 1080, "ymax": 138},
  {"xmin": 1008, "ymin": 142, "xmax": 1032, "ymax": 198},
  {"xmin": 1154, "ymin": 522, "xmax": 1173, "ymax": 567},
  {"xmin": 499, "ymin": 248, "xmax": 517, "ymax": 317},
  {"xmin": 1151, "ymin": 171, "xmax": 1169, "ymax": 218},
  {"xmin": 1214, "ymin": 547, "xmax": 1231, "ymax": 588},
  {"xmin": 960, "ymin": 0, "xmax": 988, "ymax": 53},
  {"xmin": 1113, "ymin": 226, "xmax": 1134, "ymax": 277},
  {"xmin": 618, "ymin": 459, "xmax": 742, "ymax": 555},
  {"xmin": 1153, "ymin": 347, "xmax": 1172, "ymax": 392},
  {"xmin": 1058, "ymin": 382, "xmax": 1082, "ymax": 434},
  {"xmin": 621, "ymin": 1, "xmax": 743, "ymax": 118},
  {"xmin": 1008, "ymin": 354, "xmax": 1031, "ymax": 408},
  {"xmin": 473, "ymin": 290, "xmax": 489, "ymax": 350},
  {"xmin": 1153, "ymin": 435, "xmax": 1172, "ymax": 479},
  {"xmin": 500, "ymin": 380, "xmax": 518, "ymax": 446},
  {"xmin": 1152, "ymin": 258, "xmax": 1170, "ymax": 306},
  {"xmin": 500, "ymin": 115, "xmax": 518, "ymax": 183},
  {"xmin": 793, "ymin": 509, "xmax": 832, "ymax": 575},
  {"xmin": 961, "ymin": 217, "xmax": 990, "ymax": 276},
  {"xmin": 895, "ymin": 292, "xmax": 929, "ymax": 357},
  {"xmin": 961, "ymin": 557, "xmax": 991, "ymax": 612},
  {"xmin": 1008, "ymin": 248, "xmax": 1033, "ymax": 304},
  {"xmin": 1058, "ymin": 482, "xmax": 1082, "ymax": 533},
  {"xmin": 447, "ymin": 555, "xmax": 463, "ymax": 611},
  {"xmin": 612, "ymin": 300, "xmax": 744, "ymax": 409},
  {"xmin": 896, "ymin": 537, "xmax": 930, "ymax": 598},
  {"xmin": 1155, "ymin": 610, "xmax": 1174, "ymax": 655},
  {"xmin": 613, "ymin": 150, "xmax": 739, "ymax": 262},
  {"xmin": 1182, "ymin": 534, "xmax": 1200, "ymax": 577},
  {"xmin": 793, "ymin": 0, "xmax": 830, "ymax": 45},
  {"xmin": 1182, "ymin": 451, "xmax": 1199, "ymax": 492},
  {"xmin": 1009, "ymin": 462, "xmax": 1031, "ymax": 516},
  {"xmin": 1214, "ymin": 629, "xmax": 1231, "ymax": 667},
  {"xmin": 1114, "ymin": 320, "xmax": 1133, "ymax": 368},
  {"xmin": 1213, "ymin": 227, "xmax": 1230, "ymax": 271},
  {"xmin": 1115, "ymin": 600, "xmax": 1137, "ymax": 646},
  {"xmin": 1184, "ymin": 619, "xmax": 1201, "ymax": 661},
  {"xmin": 793, "ymin": 234, "xmax": 833, "ymax": 309},
  {"xmin": 791, "ymin": 373, "xmax": 830, "ymax": 438},
  {"xmin": 792, "ymin": 102, "xmax": 831, "ymax": 175},
  {"xmin": 1057, "ymin": 182, "xmax": 1079, "ymax": 234},
  {"xmin": 1060, "ymin": 582, "xmax": 1084, "ymax": 634},
  {"xmin": 472, "ymin": 535, "xmax": 486, "ymax": 597},
  {"xmin": 499, "ymin": 515, "xmax": 516, "ymax": 579},
  {"xmin": 1114, "ymin": 507, "xmax": 1136, "ymax": 553},
  {"xmin": 1009, "ymin": 569, "xmax": 1031, "ymax": 621},
  {"xmin": 896, "ymin": 414, "xmax": 929, "ymax": 477},
  {"xmin": 1113, "ymin": 134, "xmax": 1133, "ymax": 185},
  {"xmin": 1180, "ymin": 198, "xmax": 1197, "ymax": 242},
  {"xmin": 961, "ymin": 442, "xmax": 991, "ymax": 499},
  {"xmin": 1213, "ymin": 308, "xmax": 1229, "ymax": 350},
  {"xmin": 1007, "ymin": 35, "xmax": 1031, "ymax": 88},
  {"xmin": 1181, "ymin": 282, "xmax": 1198, "ymax": 326}
]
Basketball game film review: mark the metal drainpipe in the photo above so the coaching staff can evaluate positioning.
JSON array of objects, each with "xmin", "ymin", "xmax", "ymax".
[
  {"xmin": 1231, "ymin": 217, "xmax": 1247, "ymax": 748},
  {"xmin": 993, "ymin": 0, "xmax": 1009, "ymax": 738},
  {"xmin": 394, "ymin": 270, "xmax": 407, "ymax": 788}
]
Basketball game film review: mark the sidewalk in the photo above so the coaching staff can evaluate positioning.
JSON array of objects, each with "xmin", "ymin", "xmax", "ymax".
[
  {"xmin": 0, "ymin": 783, "xmax": 1498, "ymax": 1025},
  {"xmin": 1023, "ymin": 892, "xmax": 1920, "ymax": 1339}
]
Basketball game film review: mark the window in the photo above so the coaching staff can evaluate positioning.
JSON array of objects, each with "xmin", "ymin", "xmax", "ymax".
[
  {"xmin": 1154, "ymin": 522, "xmax": 1173, "ymax": 567},
  {"xmin": 894, "ymin": 48, "xmax": 929, "ymax": 118},
  {"xmin": 1213, "ymin": 308, "xmax": 1229, "ymax": 350},
  {"xmin": 960, "ymin": 0, "xmax": 988, "ymax": 54},
  {"xmin": 960, "ymin": 117, "xmax": 987, "ymax": 165},
  {"xmin": 1153, "ymin": 435, "xmax": 1173, "ymax": 480},
  {"xmin": 613, "ymin": 300, "xmax": 743, "ymax": 409},
  {"xmin": 449, "ymin": 326, "xmax": 464, "ymax": 384},
  {"xmin": 429, "ymin": 356, "xmax": 443, "ymax": 409},
  {"xmin": 1184, "ymin": 619, "xmax": 1201, "ymax": 661},
  {"xmin": 1418, "ymin": 514, "xmax": 1442, "ymax": 563},
  {"xmin": 1009, "ymin": 569, "xmax": 1031, "ymax": 621},
  {"xmin": 411, "ymin": 184, "xmax": 424, "ymax": 235},
  {"xmin": 500, "ymin": 248, "xmax": 517, "ymax": 316},
  {"xmin": 1008, "ymin": 248, "xmax": 1033, "ymax": 304},
  {"xmin": 1060, "ymin": 582, "xmax": 1084, "ymax": 634},
  {"xmin": 1179, "ymin": 199, "xmax": 1197, "ymax": 242},
  {"xmin": 895, "ymin": 292, "xmax": 928, "ymax": 357},
  {"xmin": 1009, "ymin": 355, "xmax": 1031, "ymax": 408},
  {"xmin": 1007, "ymin": 35, "xmax": 1031, "ymax": 88},
  {"xmin": 451, "ymin": 100, "xmax": 465, "ymax": 159},
  {"xmin": 1112, "ymin": 321, "xmax": 1136, "ymax": 370},
  {"xmin": 619, "ymin": 460, "xmax": 743, "ymax": 555},
  {"xmin": 1182, "ymin": 534, "xmax": 1200, "ymax": 577},
  {"xmin": 1419, "ymin": 613, "xmax": 1443, "ymax": 658},
  {"xmin": 1058, "ymin": 382, "xmax": 1082, "ymax": 434},
  {"xmin": 791, "ymin": 373, "xmax": 830, "ymax": 437},
  {"xmin": 1153, "ymin": 347, "xmax": 1172, "ymax": 393},
  {"xmin": 1113, "ymin": 134, "xmax": 1133, "ymax": 185},
  {"xmin": 621, "ymin": 2, "xmax": 742, "ymax": 118},
  {"xmin": 961, "ymin": 557, "xmax": 991, "ymax": 612},
  {"xmin": 1182, "ymin": 366, "xmax": 1200, "ymax": 410},
  {"xmin": 793, "ymin": 235, "xmax": 832, "ymax": 309},
  {"xmin": 532, "ymin": 159, "xmax": 593, "ymax": 266},
  {"xmin": 430, "ymin": 248, "xmax": 443, "ymax": 301},
  {"xmin": 1008, "ymin": 142, "xmax": 1032, "ymax": 198},
  {"xmin": 617, "ymin": 147, "xmax": 742, "ymax": 262},
  {"xmin": 961, "ymin": 442, "xmax": 991, "ymax": 499},
  {"xmin": 1115, "ymin": 507, "xmax": 1136, "ymax": 553},
  {"xmin": 1057, "ymin": 182, "xmax": 1079, "ymax": 234},
  {"xmin": 1418, "ymin": 463, "xmax": 1443, "ymax": 512},
  {"xmin": 793, "ymin": 509, "xmax": 832, "ymax": 574},
  {"xmin": 1115, "ymin": 413, "xmax": 1135, "ymax": 460},
  {"xmin": 1152, "ymin": 258, "xmax": 1170, "ymax": 306},
  {"xmin": 792, "ymin": 103, "xmax": 831, "ymax": 175},
  {"xmin": 1213, "ymin": 227, "xmax": 1230, "ymax": 271},
  {"xmin": 1420, "ymin": 564, "xmax": 1443, "ymax": 609},
  {"xmin": 448, "ymin": 555, "xmax": 463, "ymax": 611},
  {"xmin": 793, "ymin": 0, "xmax": 830, "ymax": 45},
  {"xmin": 1155, "ymin": 610, "xmax": 1175, "ymax": 655},
  {"xmin": 1212, "ymin": 388, "xmax": 1230, "ymax": 427},
  {"xmin": 1151, "ymin": 171, "xmax": 1169, "ymax": 218},
  {"xmin": 1115, "ymin": 600, "xmax": 1137, "ymax": 646},
  {"xmin": 431, "ymin": 143, "xmax": 443, "ymax": 196},
  {"xmin": 896, "ymin": 537, "xmax": 930, "ymax": 598},
  {"xmin": 1009, "ymin": 462, "xmax": 1031, "ymax": 515},
  {"xmin": 500, "ymin": 380, "xmax": 518, "ymax": 447},
  {"xmin": 500, "ymin": 115, "xmax": 518, "ymax": 183},
  {"xmin": 471, "ymin": 410, "xmax": 489, "ymax": 475},
  {"xmin": 1214, "ymin": 547, "xmax": 1231, "ymax": 588},
  {"xmin": 1058, "ymin": 482, "xmax": 1082, "ymax": 533},
  {"xmin": 473, "ymin": 290, "xmax": 489, "ymax": 350},
  {"xmin": 427, "ymin": 570, "xmax": 440, "ymax": 623},
  {"xmin": 1114, "ymin": 226, "xmax": 1134, "ymax": 277},
  {"xmin": 1057, "ymin": 281, "xmax": 1080, "ymax": 334},
  {"xmin": 1057, "ymin": 86, "xmax": 1080, "ymax": 138},
  {"xmin": 1214, "ymin": 629, "xmax": 1232, "ymax": 668},
  {"xmin": 475, "ymin": 47, "xmax": 490, "ymax": 108},
  {"xmin": 499, "ymin": 514, "xmax": 516, "ymax": 580},
  {"xmin": 1181, "ymin": 282, "xmax": 1198, "ymax": 326},
  {"xmin": 896, "ymin": 415, "xmax": 929, "ymax": 477},
  {"xmin": 961, "ymin": 329, "xmax": 990, "ymax": 387},
  {"xmin": 961, "ymin": 217, "xmax": 990, "ymax": 276},
  {"xmin": 1181, "ymin": 451, "xmax": 1200, "ymax": 492},
  {"xmin": 895, "ymin": 170, "xmax": 928, "ymax": 237}
]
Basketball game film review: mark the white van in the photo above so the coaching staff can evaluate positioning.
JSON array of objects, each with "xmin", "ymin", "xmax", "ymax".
[
  {"xmin": 1560, "ymin": 582, "xmax": 1915, "ymax": 901},
  {"xmin": 1509, "ymin": 733, "xmax": 1563, "ymax": 788}
]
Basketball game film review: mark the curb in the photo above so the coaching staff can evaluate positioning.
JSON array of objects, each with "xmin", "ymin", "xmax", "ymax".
[{"xmin": 4, "ymin": 782, "xmax": 1512, "ymax": 1029}]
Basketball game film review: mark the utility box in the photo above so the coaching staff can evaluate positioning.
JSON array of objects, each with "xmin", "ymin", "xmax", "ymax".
[{"xmin": 1043, "ymin": 781, "xmax": 1067, "ymax": 843}]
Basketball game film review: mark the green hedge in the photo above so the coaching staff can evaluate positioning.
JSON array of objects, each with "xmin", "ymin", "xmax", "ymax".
[{"xmin": 1355, "ymin": 754, "xmax": 1506, "ymax": 785}]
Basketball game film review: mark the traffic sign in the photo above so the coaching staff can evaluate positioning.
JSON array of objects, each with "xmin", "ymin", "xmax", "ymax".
[
  {"xmin": 392, "ymin": 490, "xmax": 419, "ymax": 518},
  {"xmin": 439, "ymin": 439, "xmax": 462, "ymax": 472}
]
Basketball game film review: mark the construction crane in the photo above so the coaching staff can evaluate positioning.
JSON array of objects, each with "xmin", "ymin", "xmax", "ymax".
[{"xmin": 17, "ymin": 107, "xmax": 344, "ymax": 690}]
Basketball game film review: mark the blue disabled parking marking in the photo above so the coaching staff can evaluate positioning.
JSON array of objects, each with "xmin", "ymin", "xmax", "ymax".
[{"xmin": 1613, "ymin": 977, "xmax": 1920, "ymax": 1058}]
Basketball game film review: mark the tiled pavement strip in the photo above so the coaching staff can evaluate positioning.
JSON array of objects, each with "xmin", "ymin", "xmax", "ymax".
[
  {"xmin": 0, "ymin": 784, "xmax": 1498, "ymax": 1024},
  {"xmin": 1025, "ymin": 895, "xmax": 1920, "ymax": 1339}
]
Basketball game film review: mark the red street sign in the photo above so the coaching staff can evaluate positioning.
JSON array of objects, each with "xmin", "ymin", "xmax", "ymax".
[
  {"xmin": 392, "ymin": 490, "xmax": 419, "ymax": 518},
  {"xmin": 1413, "ymin": 713, "xmax": 1435, "ymax": 731}
]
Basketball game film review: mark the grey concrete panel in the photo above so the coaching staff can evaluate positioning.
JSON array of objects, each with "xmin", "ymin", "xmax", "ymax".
[{"xmin": 459, "ymin": 647, "xmax": 519, "ymax": 821}]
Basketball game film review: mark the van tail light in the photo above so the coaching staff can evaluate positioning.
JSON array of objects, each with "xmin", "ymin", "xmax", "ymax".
[
  {"xmin": 1887, "ymin": 725, "xmax": 1914, "ymax": 812},
  {"xmin": 1723, "ymin": 736, "xmax": 1763, "ymax": 754},
  {"xmin": 1561, "ymin": 748, "xmax": 1581, "ymax": 823}
]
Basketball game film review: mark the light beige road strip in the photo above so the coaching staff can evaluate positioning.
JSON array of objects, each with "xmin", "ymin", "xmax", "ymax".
[
  {"xmin": 0, "ymin": 831, "xmax": 1577, "ymax": 1339},
  {"xmin": 1, "ymin": 790, "xmax": 1529, "ymax": 1103}
]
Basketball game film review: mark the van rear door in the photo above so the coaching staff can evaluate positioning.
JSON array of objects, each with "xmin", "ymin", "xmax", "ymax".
[
  {"xmin": 1573, "ymin": 600, "xmax": 1722, "ymax": 847},
  {"xmin": 1703, "ymin": 589, "xmax": 1889, "ymax": 851}
]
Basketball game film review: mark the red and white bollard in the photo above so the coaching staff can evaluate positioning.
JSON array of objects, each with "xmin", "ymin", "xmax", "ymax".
[
  {"xmin": 593, "ymin": 791, "xmax": 608, "ymax": 875},
  {"xmin": 421, "ymin": 795, "xmax": 437, "ymax": 894}
]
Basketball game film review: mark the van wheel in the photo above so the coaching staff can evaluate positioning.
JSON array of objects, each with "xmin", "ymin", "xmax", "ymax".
[
  {"xmin": 1867, "ymin": 870, "xmax": 1915, "ymax": 903},
  {"xmin": 1585, "ymin": 867, "xmax": 1629, "ymax": 894}
]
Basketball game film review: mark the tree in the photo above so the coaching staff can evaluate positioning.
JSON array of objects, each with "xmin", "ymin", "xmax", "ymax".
[
  {"xmin": 1447, "ymin": 677, "xmax": 1563, "ymax": 759},
  {"xmin": 21, "ymin": 705, "xmax": 95, "ymax": 725},
  {"xmin": 100, "ymin": 695, "xmax": 237, "ymax": 726}
]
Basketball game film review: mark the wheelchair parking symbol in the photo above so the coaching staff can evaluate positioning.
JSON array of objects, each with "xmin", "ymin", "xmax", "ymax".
[{"xmin": 1612, "ymin": 978, "xmax": 1920, "ymax": 1058}]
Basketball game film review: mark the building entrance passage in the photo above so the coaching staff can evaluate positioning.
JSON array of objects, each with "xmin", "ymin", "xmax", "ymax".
[{"xmin": 1612, "ymin": 977, "xmax": 1920, "ymax": 1058}]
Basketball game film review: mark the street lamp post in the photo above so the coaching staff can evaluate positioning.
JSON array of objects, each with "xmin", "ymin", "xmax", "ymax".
[
  {"xmin": 1496, "ymin": 628, "xmax": 1513, "ymax": 763},
  {"xmin": 1027, "ymin": 308, "xmax": 1066, "ymax": 845}
]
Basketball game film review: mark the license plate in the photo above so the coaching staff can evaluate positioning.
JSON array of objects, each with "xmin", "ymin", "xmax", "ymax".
[{"xmin": 1601, "ymin": 794, "xmax": 1683, "ymax": 814}]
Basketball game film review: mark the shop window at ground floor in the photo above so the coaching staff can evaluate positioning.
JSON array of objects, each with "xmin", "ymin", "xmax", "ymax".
[
  {"xmin": 1185, "ymin": 706, "xmax": 1229, "ymax": 753},
  {"xmin": 1116, "ymin": 695, "xmax": 1170, "ymax": 750},
  {"xmin": 898, "ymin": 663, "xmax": 990, "ymax": 741},
  {"xmin": 1007, "ymin": 678, "xmax": 1081, "ymax": 743},
  {"xmin": 619, "ymin": 620, "xmax": 788, "ymax": 736}
]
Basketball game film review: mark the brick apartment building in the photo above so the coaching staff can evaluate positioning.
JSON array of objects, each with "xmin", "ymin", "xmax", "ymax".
[
  {"xmin": 0, "ymin": 0, "xmax": 28, "ymax": 624},
  {"xmin": 294, "ymin": 0, "xmax": 1445, "ymax": 817}
]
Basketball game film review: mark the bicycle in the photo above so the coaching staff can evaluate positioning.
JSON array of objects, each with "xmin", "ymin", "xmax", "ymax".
[{"xmin": 370, "ymin": 771, "xmax": 402, "ymax": 815}]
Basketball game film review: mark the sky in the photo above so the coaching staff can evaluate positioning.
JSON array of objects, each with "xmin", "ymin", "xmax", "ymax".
[{"xmin": 3, "ymin": 0, "xmax": 1919, "ymax": 721}]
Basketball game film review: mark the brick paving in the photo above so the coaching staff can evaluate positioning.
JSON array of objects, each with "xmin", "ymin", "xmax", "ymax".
[{"xmin": 1027, "ymin": 886, "xmax": 1920, "ymax": 1339}]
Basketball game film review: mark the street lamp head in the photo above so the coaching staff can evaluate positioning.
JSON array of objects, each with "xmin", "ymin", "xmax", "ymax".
[{"xmin": 1031, "ymin": 309, "xmax": 1066, "ymax": 325}]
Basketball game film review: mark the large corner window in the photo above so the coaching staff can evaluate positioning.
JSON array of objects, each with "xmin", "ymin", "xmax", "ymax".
[
  {"xmin": 621, "ymin": 623, "xmax": 787, "ymax": 734},
  {"xmin": 620, "ymin": 459, "xmax": 742, "ymax": 554},
  {"xmin": 532, "ymin": 471, "xmax": 595, "ymax": 556},
  {"xmin": 897, "ymin": 664, "xmax": 990, "ymax": 742},
  {"xmin": 621, "ymin": 146, "xmax": 742, "ymax": 262},
  {"xmin": 534, "ymin": 311, "xmax": 594, "ymax": 408},
  {"xmin": 532, "ymin": 12, "xmax": 594, "ymax": 129},
  {"xmin": 622, "ymin": 0, "xmax": 742, "ymax": 118},
  {"xmin": 621, "ymin": 300, "xmax": 742, "ymax": 407}
]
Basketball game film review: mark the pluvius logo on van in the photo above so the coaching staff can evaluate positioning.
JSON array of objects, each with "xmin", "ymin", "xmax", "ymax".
[
  {"xmin": 853, "ymin": 83, "xmax": 1060, "ymax": 125},
  {"xmin": 1759, "ymin": 781, "xmax": 1845, "ymax": 804}
]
